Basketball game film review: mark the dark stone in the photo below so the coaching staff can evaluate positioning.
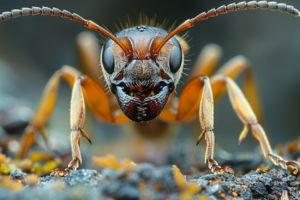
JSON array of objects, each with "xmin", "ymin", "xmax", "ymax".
[
  {"xmin": 10, "ymin": 168, "xmax": 27, "ymax": 180},
  {"xmin": 133, "ymin": 163, "xmax": 154, "ymax": 180},
  {"xmin": 63, "ymin": 169, "xmax": 101, "ymax": 187}
]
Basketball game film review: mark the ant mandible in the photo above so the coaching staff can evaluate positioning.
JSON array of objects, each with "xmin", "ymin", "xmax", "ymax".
[{"xmin": 0, "ymin": 1, "xmax": 299, "ymax": 176}]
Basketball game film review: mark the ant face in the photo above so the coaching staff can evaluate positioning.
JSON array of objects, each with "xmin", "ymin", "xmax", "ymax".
[{"xmin": 101, "ymin": 26, "xmax": 183, "ymax": 122}]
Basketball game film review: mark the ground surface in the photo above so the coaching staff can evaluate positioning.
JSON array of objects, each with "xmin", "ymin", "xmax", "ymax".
[{"xmin": 1, "ymin": 166, "xmax": 300, "ymax": 200}]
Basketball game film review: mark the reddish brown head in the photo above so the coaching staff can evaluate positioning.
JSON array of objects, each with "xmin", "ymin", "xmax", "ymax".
[{"xmin": 101, "ymin": 26, "xmax": 184, "ymax": 122}]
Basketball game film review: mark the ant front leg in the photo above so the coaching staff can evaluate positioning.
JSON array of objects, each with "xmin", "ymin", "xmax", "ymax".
[
  {"xmin": 17, "ymin": 65, "xmax": 129, "ymax": 176},
  {"xmin": 52, "ymin": 76, "xmax": 87, "ymax": 176},
  {"xmin": 210, "ymin": 75, "xmax": 300, "ymax": 174},
  {"xmin": 161, "ymin": 76, "xmax": 231, "ymax": 173},
  {"xmin": 51, "ymin": 71, "xmax": 128, "ymax": 176}
]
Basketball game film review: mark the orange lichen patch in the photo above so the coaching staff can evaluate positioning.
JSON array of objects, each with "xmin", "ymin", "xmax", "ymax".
[
  {"xmin": 153, "ymin": 182, "xmax": 162, "ymax": 191},
  {"xmin": 9, "ymin": 181, "xmax": 23, "ymax": 192},
  {"xmin": 0, "ymin": 153, "xmax": 6, "ymax": 164},
  {"xmin": 219, "ymin": 193, "xmax": 228, "ymax": 199},
  {"xmin": 210, "ymin": 179, "xmax": 222, "ymax": 185},
  {"xmin": 93, "ymin": 155, "xmax": 136, "ymax": 170},
  {"xmin": 172, "ymin": 165, "xmax": 201, "ymax": 196},
  {"xmin": 1, "ymin": 176, "xmax": 24, "ymax": 192},
  {"xmin": 138, "ymin": 182, "xmax": 146, "ymax": 191},
  {"xmin": 232, "ymin": 191, "xmax": 238, "ymax": 197},
  {"xmin": 26, "ymin": 174, "xmax": 39, "ymax": 186},
  {"xmin": 1, "ymin": 176, "xmax": 12, "ymax": 188},
  {"xmin": 241, "ymin": 185, "xmax": 247, "ymax": 189}
]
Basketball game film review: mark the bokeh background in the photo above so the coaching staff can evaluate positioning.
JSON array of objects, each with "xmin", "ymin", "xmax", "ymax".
[{"xmin": 0, "ymin": 0, "xmax": 300, "ymax": 165}]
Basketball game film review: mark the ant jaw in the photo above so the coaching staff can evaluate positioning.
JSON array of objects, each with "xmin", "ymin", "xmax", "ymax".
[{"xmin": 112, "ymin": 81, "xmax": 174, "ymax": 122}]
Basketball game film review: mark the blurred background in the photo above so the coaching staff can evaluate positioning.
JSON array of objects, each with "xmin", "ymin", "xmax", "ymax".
[{"xmin": 0, "ymin": 0, "xmax": 300, "ymax": 169}]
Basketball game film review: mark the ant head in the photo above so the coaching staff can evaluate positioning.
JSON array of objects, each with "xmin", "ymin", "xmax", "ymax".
[{"xmin": 101, "ymin": 25, "xmax": 183, "ymax": 122}]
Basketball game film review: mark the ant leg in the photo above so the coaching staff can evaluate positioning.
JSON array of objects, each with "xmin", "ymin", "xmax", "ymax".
[
  {"xmin": 160, "ymin": 76, "xmax": 232, "ymax": 173},
  {"xmin": 212, "ymin": 56, "xmax": 273, "ymax": 144},
  {"xmin": 188, "ymin": 44, "xmax": 222, "ymax": 80},
  {"xmin": 164, "ymin": 46, "xmax": 265, "ymax": 126},
  {"xmin": 51, "ymin": 72, "xmax": 129, "ymax": 176},
  {"xmin": 17, "ymin": 70, "xmax": 62, "ymax": 159},
  {"xmin": 51, "ymin": 76, "xmax": 86, "ymax": 176},
  {"xmin": 76, "ymin": 31, "xmax": 127, "ymax": 113},
  {"xmin": 160, "ymin": 44, "xmax": 222, "ymax": 122},
  {"xmin": 211, "ymin": 75, "xmax": 300, "ymax": 174},
  {"xmin": 76, "ymin": 31, "xmax": 105, "ymax": 88},
  {"xmin": 213, "ymin": 56, "xmax": 265, "ymax": 126},
  {"xmin": 17, "ymin": 65, "xmax": 129, "ymax": 175}
]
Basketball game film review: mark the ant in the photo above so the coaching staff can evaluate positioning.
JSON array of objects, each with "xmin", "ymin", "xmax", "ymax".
[{"xmin": 0, "ymin": 1, "xmax": 300, "ymax": 176}]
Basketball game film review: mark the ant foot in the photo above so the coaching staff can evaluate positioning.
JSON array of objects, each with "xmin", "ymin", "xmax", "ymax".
[
  {"xmin": 50, "ymin": 158, "xmax": 79, "ymax": 177},
  {"xmin": 286, "ymin": 161, "xmax": 300, "ymax": 174},
  {"xmin": 208, "ymin": 159, "xmax": 234, "ymax": 174},
  {"xmin": 50, "ymin": 168, "xmax": 70, "ymax": 177},
  {"xmin": 220, "ymin": 165, "xmax": 234, "ymax": 175}
]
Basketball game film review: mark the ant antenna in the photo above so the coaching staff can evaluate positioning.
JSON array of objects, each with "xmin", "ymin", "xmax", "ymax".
[
  {"xmin": 0, "ymin": 6, "xmax": 131, "ymax": 56},
  {"xmin": 155, "ymin": 1, "xmax": 300, "ymax": 54}
]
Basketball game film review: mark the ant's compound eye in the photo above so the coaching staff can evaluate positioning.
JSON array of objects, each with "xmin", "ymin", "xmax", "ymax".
[
  {"xmin": 102, "ymin": 47, "xmax": 115, "ymax": 74},
  {"xmin": 169, "ymin": 37, "xmax": 182, "ymax": 73},
  {"xmin": 102, "ymin": 39, "xmax": 115, "ymax": 74}
]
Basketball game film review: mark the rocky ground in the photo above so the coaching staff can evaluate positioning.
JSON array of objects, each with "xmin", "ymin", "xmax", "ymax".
[{"xmin": 0, "ymin": 161, "xmax": 300, "ymax": 200}]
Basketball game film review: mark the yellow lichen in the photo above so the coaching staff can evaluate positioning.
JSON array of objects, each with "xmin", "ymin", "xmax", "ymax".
[
  {"xmin": 93, "ymin": 154, "xmax": 136, "ymax": 170},
  {"xmin": 0, "ymin": 163, "xmax": 16, "ymax": 175},
  {"xmin": 43, "ymin": 161, "xmax": 57, "ymax": 174},
  {"xmin": 179, "ymin": 191, "xmax": 193, "ymax": 200},
  {"xmin": 31, "ymin": 162, "xmax": 43, "ymax": 174},
  {"xmin": 197, "ymin": 194, "xmax": 210, "ymax": 200},
  {"xmin": 172, "ymin": 165, "xmax": 186, "ymax": 190},
  {"xmin": 172, "ymin": 165, "xmax": 200, "ymax": 196},
  {"xmin": 187, "ymin": 180, "xmax": 201, "ymax": 194},
  {"xmin": 30, "ymin": 152, "xmax": 52, "ymax": 162}
]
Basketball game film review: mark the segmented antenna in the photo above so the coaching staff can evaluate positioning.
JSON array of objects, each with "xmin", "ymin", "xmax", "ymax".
[
  {"xmin": 0, "ymin": 6, "xmax": 130, "ymax": 55},
  {"xmin": 154, "ymin": 1, "xmax": 300, "ymax": 54}
]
